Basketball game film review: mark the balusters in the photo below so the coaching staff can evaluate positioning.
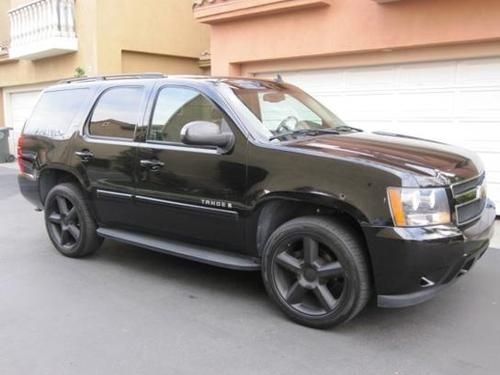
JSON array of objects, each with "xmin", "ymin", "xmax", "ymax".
[
  {"xmin": 67, "ymin": 0, "xmax": 75, "ymax": 38},
  {"xmin": 59, "ymin": 0, "xmax": 66, "ymax": 37},
  {"xmin": 9, "ymin": 11, "xmax": 17, "ymax": 45},
  {"xmin": 8, "ymin": 0, "xmax": 77, "ymax": 52},
  {"xmin": 50, "ymin": 0, "xmax": 59, "ymax": 37},
  {"xmin": 34, "ymin": 2, "xmax": 41, "ymax": 41},
  {"xmin": 41, "ymin": 0, "xmax": 48, "ymax": 40}
]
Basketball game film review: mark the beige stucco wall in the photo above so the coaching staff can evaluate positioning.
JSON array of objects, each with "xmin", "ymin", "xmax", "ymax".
[
  {"xmin": 0, "ymin": 0, "xmax": 9, "ymax": 46},
  {"xmin": 203, "ymin": 0, "xmax": 500, "ymax": 75},
  {"xmin": 121, "ymin": 51, "xmax": 201, "ymax": 75},
  {"xmin": 95, "ymin": 0, "xmax": 209, "ymax": 75}
]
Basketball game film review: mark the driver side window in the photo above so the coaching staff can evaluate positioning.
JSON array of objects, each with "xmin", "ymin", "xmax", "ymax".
[
  {"xmin": 149, "ymin": 87, "xmax": 225, "ymax": 143},
  {"xmin": 259, "ymin": 93, "xmax": 322, "ymax": 131}
]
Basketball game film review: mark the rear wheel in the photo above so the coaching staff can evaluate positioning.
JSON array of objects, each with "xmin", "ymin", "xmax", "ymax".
[
  {"xmin": 262, "ymin": 216, "xmax": 371, "ymax": 328},
  {"xmin": 44, "ymin": 183, "xmax": 102, "ymax": 258}
]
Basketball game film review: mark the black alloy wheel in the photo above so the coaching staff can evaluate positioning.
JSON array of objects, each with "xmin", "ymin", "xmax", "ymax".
[
  {"xmin": 262, "ymin": 216, "xmax": 371, "ymax": 328},
  {"xmin": 273, "ymin": 235, "xmax": 347, "ymax": 316},
  {"xmin": 47, "ymin": 195, "xmax": 82, "ymax": 250},
  {"xmin": 44, "ymin": 183, "xmax": 102, "ymax": 257}
]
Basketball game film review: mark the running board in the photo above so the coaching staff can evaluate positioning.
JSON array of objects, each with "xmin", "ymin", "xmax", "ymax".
[{"xmin": 96, "ymin": 228, "xmax": 260, "ymax": 271}]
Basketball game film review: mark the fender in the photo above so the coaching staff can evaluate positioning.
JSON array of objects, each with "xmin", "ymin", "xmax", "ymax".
[
  {"xmin": 252, "ymin": 190, "xmax": 369, "ymax": 222},
  {"xmin": 248, "ymin": 191, "xmax": 370, "ymax": 254},
  {"xmin": 38, "ymin": 164, "xmax": 90, "ymax": 202}
]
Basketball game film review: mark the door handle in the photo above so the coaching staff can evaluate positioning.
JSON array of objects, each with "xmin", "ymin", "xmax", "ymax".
[
  {"xmin": 140, "ymin": 159, "xmax": 164, "ymax": 171},
  {"xmin": 75, "ymin": 150, "xmax": 94, "ymax": 162}
]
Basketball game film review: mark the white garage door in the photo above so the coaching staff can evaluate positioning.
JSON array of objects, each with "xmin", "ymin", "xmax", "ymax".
[
  {"xmin": 5, "ymin": 90, "xmax": 42, "ymax": 155},
  {"xmin": 258, "ymin": 57, "xmax": 500, "ymax": 214}
]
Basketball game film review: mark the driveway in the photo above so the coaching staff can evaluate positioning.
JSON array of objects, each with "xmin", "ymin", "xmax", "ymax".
[{"xmin": 1, "ymin": 165, "xmax": 499, "ymax": 375}]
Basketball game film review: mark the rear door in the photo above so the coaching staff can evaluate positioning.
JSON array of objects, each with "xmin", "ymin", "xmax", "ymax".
[{"xmin": 73, "ymin": 84, "xmax": 151, "ymax": 228}]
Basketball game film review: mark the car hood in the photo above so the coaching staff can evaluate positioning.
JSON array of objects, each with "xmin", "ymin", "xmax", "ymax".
[{"xmin": 283, "ymin": 131, "xmax": 484, "ymax": 187}]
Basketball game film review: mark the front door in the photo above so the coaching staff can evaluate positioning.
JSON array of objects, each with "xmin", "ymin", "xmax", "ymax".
[{"xmin": 134, "ymin": 85, "xmax": 248, "ymax": 253}]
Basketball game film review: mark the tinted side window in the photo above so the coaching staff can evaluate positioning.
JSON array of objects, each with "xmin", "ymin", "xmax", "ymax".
[
  {"xmin": 89, "ymin": 87, "xmax": 144, "ymax": 139},
  {"xmin": 24, "ymin": 89, "xmax": 90, "ymax": 138},
  {"xmin": 149, "ymin": 87, "xmax": 226, "ymax": 143}
]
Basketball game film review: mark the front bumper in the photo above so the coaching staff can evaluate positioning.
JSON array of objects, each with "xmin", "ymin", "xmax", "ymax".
[{"xmin": 362, "ymin": 199, "xmax": 496, "ymax": 308}]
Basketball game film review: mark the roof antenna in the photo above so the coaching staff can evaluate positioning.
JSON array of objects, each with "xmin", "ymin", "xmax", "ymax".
[{"xmin": 275, "ymin": 73, "xmax": 284, "ymax": 83}]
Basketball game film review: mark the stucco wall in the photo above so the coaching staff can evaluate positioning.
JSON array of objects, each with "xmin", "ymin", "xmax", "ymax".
[
  {"xmin": 0, "ymin": 0, "xmax": 9, "ymax": 46},
  {"xmin": 95, "ymin": 0, "xmax": 210, "ymax": 75},
  {"xmin": 121, "ymin": 51, "xmax": 201, "ymax": 75},
  {"xmin": 206, "ymin": 0, "xmax": 500, "ymax": 75}
]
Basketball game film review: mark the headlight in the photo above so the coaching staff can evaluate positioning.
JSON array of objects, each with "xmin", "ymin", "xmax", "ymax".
[{"xmin": 387, "ymin": 187, "xmax": 451, "ymax": 227}]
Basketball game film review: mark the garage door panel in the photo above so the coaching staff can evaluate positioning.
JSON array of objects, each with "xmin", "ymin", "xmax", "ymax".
[
  {"xmin": 399, "ymin": 61, "xmax": 456, "ymax": 88},
  {"xmin": 5, "ymin": 90, "xmax": 42, "ymax": 155},
  {"xmin": 457, "ymin": 58, "xmax": 500, "ymax": 86},
  {"xmin": 486, "ymin": 184, "xmax": 500, "ymax": 213},
  {"xmin": 455, "ymin": 121, "xmax": 500, "ymax": 143},
  {"xmin": 486, "ymin": 171, "xmax": 500, "ymax": 185},
  {"xmin": 456, "ymin": 90, "xmax": 500, "ymax": 117},
  {"xmin": 397, "ymin": 91, "xmax": 454, "ymax": 115},
  {"xmin": 474, "ymin": 153, "xmax": 500, "ymax": 172},
  {"xmin": 285, "ymin": 70, "xmax": 345, "ymax": 92},
  {"xmin": 344, "ymin": 65, "xmax": 398, "ymax": 90}
]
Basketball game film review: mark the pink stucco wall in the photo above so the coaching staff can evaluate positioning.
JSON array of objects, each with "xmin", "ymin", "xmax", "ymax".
[{"xmin": 202, "ymin": 0, "xmax": 500, "ymax": 75}]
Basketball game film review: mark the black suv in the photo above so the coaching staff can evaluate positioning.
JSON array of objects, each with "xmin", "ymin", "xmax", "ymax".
[{"xmin": 18, "ymin": 74, "xmax": 496, "ymax": 328}]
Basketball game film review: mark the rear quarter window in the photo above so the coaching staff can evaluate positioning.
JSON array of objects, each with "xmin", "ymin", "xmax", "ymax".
[{"xmin": 24, "ymin": 89, "xmax": 91, "ymax": 138}]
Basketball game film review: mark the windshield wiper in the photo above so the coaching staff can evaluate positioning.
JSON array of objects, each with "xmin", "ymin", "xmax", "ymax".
[
  {"xmin": 335, "ymin": 125, "xmax": 363, "ymax": 132},
  {"xmin": 269, "ymin": 128, "xmax": 340, "ymax": 141}
]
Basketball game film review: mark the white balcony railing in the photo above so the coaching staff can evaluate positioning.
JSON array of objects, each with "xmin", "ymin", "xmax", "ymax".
[{"xmin": 9, "ymin": 0, "xmax": 77, "ymax": 60}]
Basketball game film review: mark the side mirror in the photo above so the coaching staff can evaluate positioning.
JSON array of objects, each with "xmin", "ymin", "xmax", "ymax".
[{"xmin": 181, "ymin": 121, "xmax": 234, "ymax": 149}]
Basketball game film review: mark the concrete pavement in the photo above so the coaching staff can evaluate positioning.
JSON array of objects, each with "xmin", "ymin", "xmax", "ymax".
[{"xmin": 0, "ymin": 164, "xmax": 499, "ymax": 375}]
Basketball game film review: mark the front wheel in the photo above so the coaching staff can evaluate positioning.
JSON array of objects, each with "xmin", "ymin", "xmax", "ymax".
[
  {"xmin": 44, "ymin": 183, "xmax": 102, "ymax": 258},
  {"xmin": 262, "ymin": 216, "xmax": 371, "ymax": 328}
]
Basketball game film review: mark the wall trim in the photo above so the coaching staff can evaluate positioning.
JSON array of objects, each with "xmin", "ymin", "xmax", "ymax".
[
  {"xmin": 239, "ymin": 40, "xmax": 500, "ymax": 76},
  {"xmin": 194, "ymin": 0, "xmax": 330, "ymax": 24}
]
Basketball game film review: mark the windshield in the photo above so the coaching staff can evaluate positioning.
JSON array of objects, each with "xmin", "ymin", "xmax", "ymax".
[{"xmin": 220, "ymin": 80, "xmax": 350, "ymax": 141}]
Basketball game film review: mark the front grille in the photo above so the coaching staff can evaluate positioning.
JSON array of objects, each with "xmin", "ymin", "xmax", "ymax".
[
  {"xmin": 451, "ymin": 173, "xmax": 486, "ymax": 225},
  {"xmin": 451, "ymin": 174, "xmax": 484, "ymax": 196},
  {"xmin": 455, "ymin": 198, "xmax": 486, "ymax": 224}
]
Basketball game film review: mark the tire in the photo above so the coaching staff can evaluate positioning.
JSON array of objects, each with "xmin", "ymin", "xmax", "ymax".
[
  {"xmin": 7, "ymin": 154, "xmax": 15, "ymax": 163},
  {"xmin": 261, "ymin": 216, "xmax": 371, "ymax": 328},
  {"xmin": 44, "ymin": 183, "xmax": 103, "ymax": 258}
]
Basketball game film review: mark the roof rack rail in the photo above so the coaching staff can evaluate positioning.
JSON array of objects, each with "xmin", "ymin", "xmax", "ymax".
[{"xmin": 59, "ymin": 72, "xmax": 167, "ymax": 84}]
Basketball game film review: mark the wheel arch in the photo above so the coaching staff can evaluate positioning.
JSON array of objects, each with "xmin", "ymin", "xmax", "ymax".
[
  {"xmin": 39, "ymin": 166, "xmax": 89, "ymax": 205},
  {"xmin": 250, "ymin": 192, "xmax": 370, "ymax": 257}
]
